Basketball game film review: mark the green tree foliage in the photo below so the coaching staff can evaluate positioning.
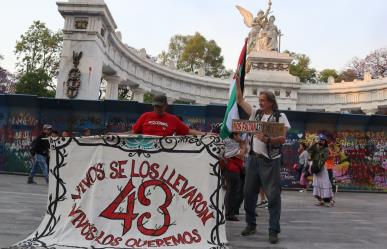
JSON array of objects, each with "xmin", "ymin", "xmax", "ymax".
[
  {"xmin": 143, "ymin": 92, "xmax": 154, "ymax": 104},
  {"xmin": 14, "ymin": 20, "xmax": 63, "ymax": 96},
  {"xmin": 285, "ymin": 50, "xmax": 317, "ymax": 83},
  {"xmin": 158, "ymin": 34, "xmax": 188, "ymax": 68},
  {"xmin": 157, "ymin": 51, "xmax": 169, "ymax": 66},
  {"xmin": 336, "ymin": 69, "xmax": 357, "ymax": 82},
  {"xmin": 318, "ymin": 69, "xmax": 338, "ymax": 83},
  {"xmin": 118, "ymin": 87, "xmax": 131, "ymax": 101},
  {"xmin": 15, "ymin": 68, "xmax": 55, "ymax": 97},
  {"xmin": 180, "ymin": 33, "xmax": 207, "ymax": 73},
  {"xmin": 158, "ymin": 32, "xmax": 229, "ymax": 78}
]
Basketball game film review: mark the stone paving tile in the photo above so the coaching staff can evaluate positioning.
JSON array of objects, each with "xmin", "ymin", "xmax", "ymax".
[{"xmin": 1, "ymin": 174, "xmax": 386, "ymax": 249}]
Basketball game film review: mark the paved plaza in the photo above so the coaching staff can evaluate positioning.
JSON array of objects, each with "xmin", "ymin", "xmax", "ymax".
[{"xmin": 0, "ymin": 174, "xmax": 386, "ymax": 249}]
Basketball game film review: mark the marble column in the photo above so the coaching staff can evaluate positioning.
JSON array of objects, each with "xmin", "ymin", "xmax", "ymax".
[
  {"xmin": 131, "ymin": 88, "xmax": 146, "ymax": 103},
  {"xmin": 104, "ymin": 76, "xmax": 120, "ymax": 100}
]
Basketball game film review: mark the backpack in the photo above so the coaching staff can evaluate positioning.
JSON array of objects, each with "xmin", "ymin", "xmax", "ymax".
[
  {"xmin": 310, "ymin": 147, "xmax": 328, "ymax": 174},
  {"xmin": 310, "ymin": 158, "xmax": 324, "ymax": 174},
  {"xmin": 29, "ymin": 138, "xmax": 37, "ymax": 156}
]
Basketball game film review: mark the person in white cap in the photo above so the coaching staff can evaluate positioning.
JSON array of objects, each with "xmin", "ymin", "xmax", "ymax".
[{"xmin": 27, "ymin": 124, "xmax": 52, "ymax": 184}]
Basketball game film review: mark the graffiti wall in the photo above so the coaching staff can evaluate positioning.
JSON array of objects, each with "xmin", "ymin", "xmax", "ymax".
[
  {"xmin": 280, "ymin": 113, "xmax": 387, "ymax": 192},
  {"xmin": 334, "ymin": 131, "xmax": 386, "ymax": 191},
  {"xmin": 0, "ymin": 94, "xmax": 386, "ymax": 192}
]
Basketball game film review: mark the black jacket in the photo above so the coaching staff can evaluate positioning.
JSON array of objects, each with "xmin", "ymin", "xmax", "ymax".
[{"xmin": 31, "ymin": 134, "xmax": 50, "ymax": 157}]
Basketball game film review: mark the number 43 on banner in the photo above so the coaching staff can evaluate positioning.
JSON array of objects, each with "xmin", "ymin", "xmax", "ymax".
[{"xmin": 100, "ymin": 179, "xmax": 173, "ymax": 236}]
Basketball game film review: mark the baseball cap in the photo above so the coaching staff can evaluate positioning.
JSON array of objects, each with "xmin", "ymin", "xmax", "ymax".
[
  {"xmin": 152, "ymin": 95, "xmax": 168, "ymax": 106},
  {"xmin": 318, "ymin": 134, "xmax": 327, "ymax": 141},
  {"xmin": 43, "ymin": 124, "xmax": 52, "ymax": 130}
]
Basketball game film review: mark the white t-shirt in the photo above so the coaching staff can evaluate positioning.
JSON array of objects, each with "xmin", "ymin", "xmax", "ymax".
[{"xmin": 249, "ymin": 108, "xmax": 291, "ymax": 159}]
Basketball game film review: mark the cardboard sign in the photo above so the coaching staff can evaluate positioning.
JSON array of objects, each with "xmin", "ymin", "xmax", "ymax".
[
  {"xmin": 232, "ymin": 119, "xmax": 285, "ymax": 137},
  {"xmin": 12, "ymin": 135, "xmax": 227, "ymax": 249}
]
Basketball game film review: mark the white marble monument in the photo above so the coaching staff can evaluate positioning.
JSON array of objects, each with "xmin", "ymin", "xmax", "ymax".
[
  {"xmin": 54, "ymin": 0, "xmax": 387, "ymax": 114},
  {"xmin": 236, "ymin": 1, "xmax": 300, "ymax": 110}
]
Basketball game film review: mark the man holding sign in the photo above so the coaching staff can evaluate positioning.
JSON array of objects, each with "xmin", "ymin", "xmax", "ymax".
[{"xmin": 235, "ymin": 76, "xmax": 290, "ymax": 244}]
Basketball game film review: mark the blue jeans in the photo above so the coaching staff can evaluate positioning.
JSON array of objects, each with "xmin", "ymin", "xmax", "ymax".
[
  {"xmin": 29, "ymin": 154, "xmax": 49, "ymax": 183},
  {"xmin": 244, "ymin": 155, "xmax": 281, "ymax": 233}
]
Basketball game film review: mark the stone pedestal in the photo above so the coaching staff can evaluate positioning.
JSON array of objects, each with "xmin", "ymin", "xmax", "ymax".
[
  {"xmin": 56, "ymin": 41, "xmax": 104, "ymax": 100},
  {"xmin": 244, "ymin": 51, "xmax": 301, "ymax": 111},
  {"xmin": 246, "ymin": 51, "xmax": 294, "ymax": 82},
  {"xmin": 363, "ymin": 108, "xmax": 378, "ymax": 115},
  {"xmin": 55, "ymin": 0, "xmax": 115, "ymax": 100}
]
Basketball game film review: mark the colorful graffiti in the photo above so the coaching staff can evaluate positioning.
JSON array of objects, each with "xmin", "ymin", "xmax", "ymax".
[
  {"xmin": 2, "ymin": 109, "xmax": 39, "ymax": 173},
  {"xmin": 334, "ymin": 131, "xmax": 386, "ymax": 191},
  {"xmin": 0, "ymin": 95, "xmax": 386, "ymax": 192},
  {"xmin": 282, "ymin": 131, "xmax": 387, "ymax": 192}
]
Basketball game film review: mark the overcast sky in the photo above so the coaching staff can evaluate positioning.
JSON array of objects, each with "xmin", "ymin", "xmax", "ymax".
[{"xmin": 1, "ymin": 0, "xmax": 386, "ymax": 73}]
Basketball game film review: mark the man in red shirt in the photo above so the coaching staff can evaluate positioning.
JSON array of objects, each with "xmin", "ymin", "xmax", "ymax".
[{"xmin": 132, "ymin": 95, "xmax": 207, "ymax": 136}]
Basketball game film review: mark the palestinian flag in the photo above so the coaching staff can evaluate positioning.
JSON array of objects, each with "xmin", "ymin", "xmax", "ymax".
[{"xmin": 220, "ymin": 40, "xmax": 248, "ymax": 139}]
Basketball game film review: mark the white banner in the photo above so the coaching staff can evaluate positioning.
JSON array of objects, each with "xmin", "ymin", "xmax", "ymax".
[{"xmin": 13, "ymin": 135, "xmax": 227, "ymax": 249}]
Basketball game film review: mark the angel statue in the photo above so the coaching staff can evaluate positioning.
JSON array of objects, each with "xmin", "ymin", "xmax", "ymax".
[
  {"xmin": 236, "ymin": 0, "xmax": 280, "ymax": 53},
  {"xmin": 257, "ymin": 15, "xmax": 281, "ymax": 52}
]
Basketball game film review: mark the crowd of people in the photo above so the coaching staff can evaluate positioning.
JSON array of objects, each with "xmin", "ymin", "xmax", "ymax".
[{"xmin": 26, "ymin": 85, "xmax": 338, "ymax": 245}]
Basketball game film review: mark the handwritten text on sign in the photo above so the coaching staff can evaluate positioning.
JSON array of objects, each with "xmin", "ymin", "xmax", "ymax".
[
  {"xmin": 15, "ymin": 136, "xmax": 226, "ymax": 249},
  {"xmin": 232, "ymin": 119, "xmax": 285, "ymax": 137}
]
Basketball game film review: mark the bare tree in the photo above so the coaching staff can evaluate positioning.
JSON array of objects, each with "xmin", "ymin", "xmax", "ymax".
[
  {"xmin": 347, "ymin": 56, "xmax": 366, "ymax": 79},
  {"xmin": 0, "ymin": 55, "xmax": 16, "ymax": 94},
  {"xmin": 365, "ymin": 48, "xmax": 387, "ymax": 77},
  {"xmin": 348, "ymin": 48, "xmax": 387, "ymax": 79}
]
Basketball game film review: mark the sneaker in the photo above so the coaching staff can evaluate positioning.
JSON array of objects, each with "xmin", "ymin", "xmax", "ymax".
[
  {"xmin": 27, "ymin": 177, "xmax": 37, "ymax": 184},
  {"xmin": 324, "ymin": 202, "xmax": 331, "ymax": 207},
  {"xmin": 226, "ymin": 215, "xmax": 239, "ymax": 221},
  {"xmin": 269, "ymin": 232, "xmax": 279, "ymax": 244},
  {"xmin": 257, "ymin": 200, "xmax": 268, "ymax": 208},
  {"xmin": 241, "ymin": 226, "xmax": 256, "ymax": 236},
  {"xmin": 314, "ymin": 201, "xmax": 324, "ymax": 206},
  {"xmin": 299, "ymin": 189, "xmax": 305, "ymax": 193}
]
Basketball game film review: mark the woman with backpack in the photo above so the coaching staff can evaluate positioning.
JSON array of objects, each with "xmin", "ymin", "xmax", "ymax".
[{"xmin": 308, "ymin": 135, "xmax": 334, "ymax": 207}]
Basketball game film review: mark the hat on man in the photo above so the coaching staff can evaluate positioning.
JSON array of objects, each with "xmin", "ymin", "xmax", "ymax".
[
  {"xmin": 318, "ymin": 134, "xmax": 327, "ymax": 141},
  {"xmin": 43, "ymin": 124, "xmax": 53, "ymax": 130},
  {"xmin": 152, "ymin": 95, "xmax": 168, "ymax": 106}
]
